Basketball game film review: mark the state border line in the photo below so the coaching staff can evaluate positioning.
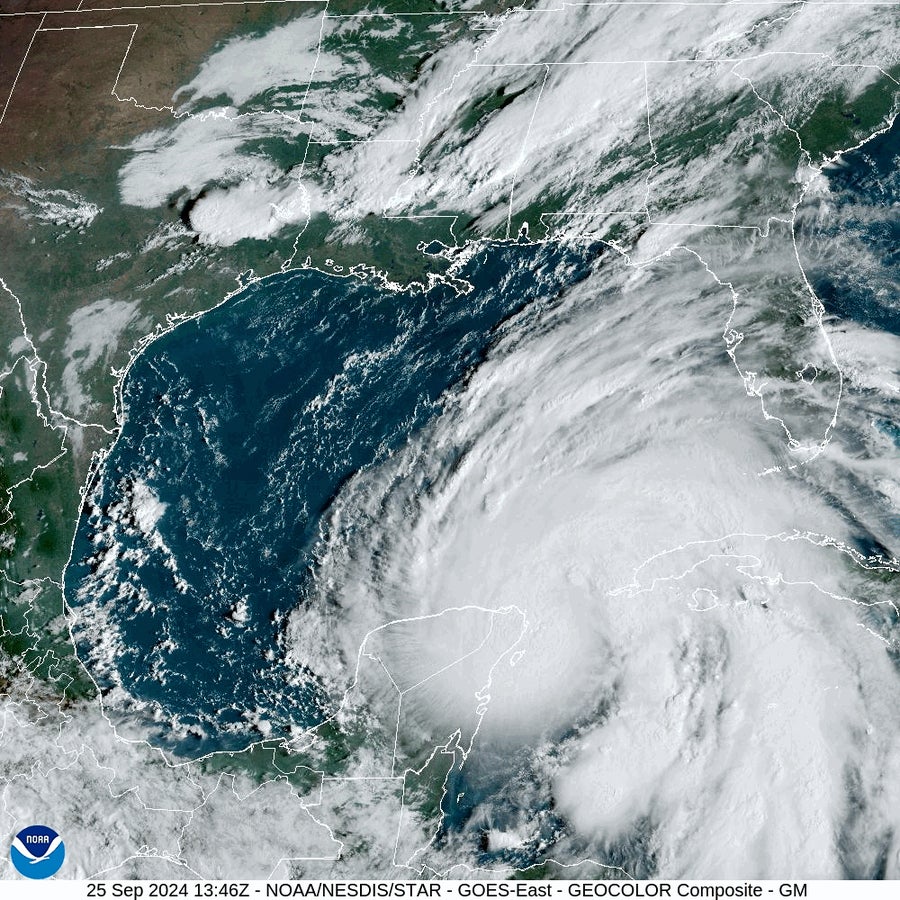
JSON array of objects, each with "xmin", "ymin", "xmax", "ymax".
[
  {"xmin": 0, "ymin": 12, "xmax": 46, "ymax": 126},
  {"xmin": 2, "ymin": 0, "xmax": 900, "ymax": 18}
]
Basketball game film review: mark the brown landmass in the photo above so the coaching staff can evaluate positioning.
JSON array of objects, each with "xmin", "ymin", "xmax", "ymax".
[
  {"xmin": 0, "ymin": 0, "xmax": 80, "ymax": 14},
  {"xmin": 0, "ymin": 17, "xmax": 43, "ymax": 120},
  {"xmin": 0, "ymin": 0, "xmax": 319, "ymax": 595},
  {"xmin": 0, "ymin": 1, "xmax": 317, "ymax": 168}
]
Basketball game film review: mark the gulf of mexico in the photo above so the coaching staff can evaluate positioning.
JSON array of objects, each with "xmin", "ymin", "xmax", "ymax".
[{"xmin": 65, "ymin": 239, "xmax": 599, "ymax": 754}]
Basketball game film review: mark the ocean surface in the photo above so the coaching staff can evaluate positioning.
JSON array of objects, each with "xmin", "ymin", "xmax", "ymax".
[
  {"xmin": 64, "ymin": 118, "xmax": 899, "ymax": 760},
  {"xmin": 65, "ymin": 239, "xmax": 597, "ymax": 753},
  {"xmin": 807, "ymin": 114, "xmax": 900, "ymax": 336},
  {"xmin": 801, "ymin": 115, "xmax": 900, "ymax": 548}
]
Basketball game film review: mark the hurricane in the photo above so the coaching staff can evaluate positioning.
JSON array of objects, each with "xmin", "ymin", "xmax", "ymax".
[
  {"xmin": 42, "ymin": 0, "xmax": 900, "ymax": 879},
  {"xmin": 282, "ymin": 231, "xmax": 900, "ymax": 877}
]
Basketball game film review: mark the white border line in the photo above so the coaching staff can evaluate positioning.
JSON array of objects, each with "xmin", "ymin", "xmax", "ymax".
[
  {"xmin": 0, "ymin": 13, "xmax": 46, "ymax": 126},
  {"xmin": 1, "ymin": 0, "xmax": 900, "ymax": 18}
]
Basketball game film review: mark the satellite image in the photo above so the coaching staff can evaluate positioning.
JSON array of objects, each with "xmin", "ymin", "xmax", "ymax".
[{"xmin": 0, "ymin": 0, "xmax": 898, "ymax": 882}]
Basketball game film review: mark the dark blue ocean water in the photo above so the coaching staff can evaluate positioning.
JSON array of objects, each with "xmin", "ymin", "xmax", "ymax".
[
  {"xmin": 66, "ymin": 240, "xmax": 597, "ymax": 753},
  {"xmin": 808, "ymin": 113, "xmax": 900, "ymax": 335},
  {"xmin": 802, "ymin": 113, "xmax": 900, "ymax": 551}
]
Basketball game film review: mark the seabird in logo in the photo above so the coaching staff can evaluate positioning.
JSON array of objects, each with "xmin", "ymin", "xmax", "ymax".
[{"xmin": 10, "ymin": 825, "xmax": 65, "ymax": 879}]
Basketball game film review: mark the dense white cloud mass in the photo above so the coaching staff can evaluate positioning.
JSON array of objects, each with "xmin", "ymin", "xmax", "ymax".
[
  {"xmin": 173, "ymin": 15, "xmax": 337, "ymax": 110},
  {"xmin": 283, "ymin": 245, "xmax": 900, "ymax": 877},
  {"xmin": 4, "ymin": 0, "xmax": 897, "ymax": 882},
  {"xmin": 188, "ymin": 177, "xmax": 318, "ymax": 247},
  {"xmin": 114, "ymin": 1, "xmax": 897, "ymax": 254}
]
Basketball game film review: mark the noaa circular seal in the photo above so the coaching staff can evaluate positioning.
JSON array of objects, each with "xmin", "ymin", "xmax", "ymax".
[{"xmin": 10, "ymin": 825, "xmax": 65, "ymax": 879}]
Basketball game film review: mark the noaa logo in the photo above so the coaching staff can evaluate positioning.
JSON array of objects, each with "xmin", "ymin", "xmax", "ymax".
[{"xmin": 10, "ymin": 825, "xmax": 65, "ymax": 879}]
